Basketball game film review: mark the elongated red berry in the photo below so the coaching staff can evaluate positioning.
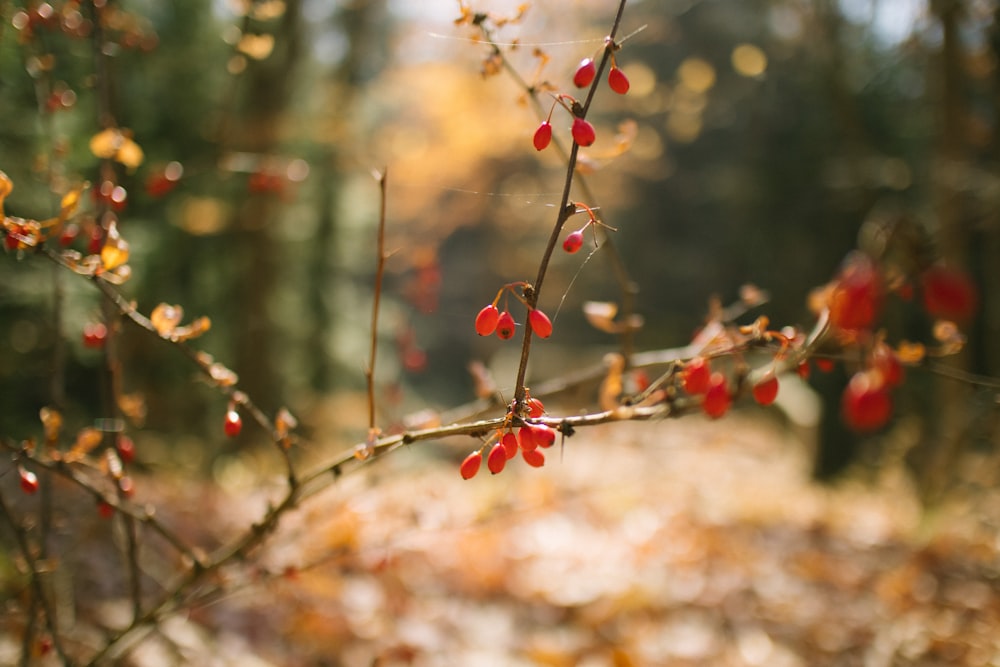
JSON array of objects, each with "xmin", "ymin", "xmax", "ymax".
[
  {"xmin": 573, "ymin": 58, "xmax": 596, "ymax": 87},
  {"xmin": 921, "ymin": 264, "xmax": 978, "ymax": 323},
  {"xmin": 224, "ymin": 410, "xmax": 242, "ymax": 437},
  {"xmin": 82, "ymin": 322, "xmax": 107, "ymax": 349},
  {"xmin": 526, "ymin": 397, "xmax": 545, "ymax": 418},
  {"xmin": 117, "ymin": 435, "xmax": 135, "ymax": 464},
  {"xmin": 531, "ymin": 424, "xmax": 556, "ymax": 448},
  {"xmin": 871, "ymin": 343, "xmax": 904, "ymax": 388},
  {"xmin": 702, "ymin": 373, "xmax": 731, "ymax": 418},
  {"xmin": 608, "ymin": 66, "xmax": 630, "ymax": 94},
  {"xmin": 496, "ymin": 311, "xmax": 516, "ymax": 340},
  {"xmin": 501, "ymin": 431, "xmax": 519, "ymax": 459},
  {"xmin": 681, "ymin": 357, "xmax": 712, "ymax": 395},
  {"xmin": 828, "ymin": 253, "xmax": 883, "ymax": 331},
  {"xmin": 19, "ymin": 467, "xmax": 38, "ymax": 495},
  {"xmin": 460, "ymin": 450, "xmax": 482, "ymax": 479},
  {"xmin": 563, "ymin": 230, "xmax": 584, "ymax": 253},
  {"xmin": 841, "ymin": 373, "xmax": 892, "ymax": 433},
  {"xmin": 752, "ymin": 373, "xmax": 779, "ymax": 406},
  {"xmin": 475, "ymin": 304, "xmax": 500, "ymax": 336},
  {"xmin": 528, "ymin": 309, "xmax": 553, "ymax": 338},
  {"xmin": 518, "ymin": 425, "xmax": 537, "ymax": 452},
  {"xmin": 487, "ymin": 442, "xmax": 507, "ymax": 474},
  {"xmin": 533, "ymin": 121, "xmax": 553, "ymax": 151},
  {"xmin": 522, "ymin": 448, "xmax": 545, "ymax": 468},
  {"xmin": 571, "ymin": 117, "xmax": 596, "ymax": 147}
]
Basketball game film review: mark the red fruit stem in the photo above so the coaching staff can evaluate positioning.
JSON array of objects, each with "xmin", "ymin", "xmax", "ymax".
[{"xmin": 512, "ymin": 0, "xmax": 628, "ymax": 406}]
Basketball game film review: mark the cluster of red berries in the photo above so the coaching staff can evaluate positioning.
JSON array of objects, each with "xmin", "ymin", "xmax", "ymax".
[
  {"xmin": 475, "ymin": 283, "xmax": 553, "ymax": 340},
  {"xmin": 680, "ymin": 356, "xmax": 780, "ymax": 419},
  {"xmin": 822, "ymin": 251, "xmax": 976, "ymax": 433},
  {"xmin": 532, "ymin": 46, "xmax": 630, "ymax": 152},
  {"xmin": 840, "ymin": 342, "xmax": 904, "ymax": 432},
  {"xmin": 460, "ymin": 398, "xmax": 553, "ymax": 478},
  {"xmin": 92, "ymin": 180, "xmax": 128, "ymax": 213}
]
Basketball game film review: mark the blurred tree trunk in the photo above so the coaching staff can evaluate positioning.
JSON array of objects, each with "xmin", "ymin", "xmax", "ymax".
[
  {"xmin": 306, "ymin": 0, "xmax": 389, "ymax": 393},
  {"xmin": 921, "ymin": 0, "xmax": 975, "ymax": 501},
  {"xmin": 231, "ymin": 0, "xmax": 304, "ymax": 409}
]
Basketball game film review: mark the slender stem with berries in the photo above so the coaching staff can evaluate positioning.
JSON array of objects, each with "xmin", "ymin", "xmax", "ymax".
[{"xmin": 512, "ymin": 0, "xmax": 629, "ymax": 404}]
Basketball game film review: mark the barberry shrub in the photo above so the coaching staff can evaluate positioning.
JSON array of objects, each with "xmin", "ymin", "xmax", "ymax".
[{"xmin": 0, "ymin": 0, "xmax": 992, "ymax": 664}]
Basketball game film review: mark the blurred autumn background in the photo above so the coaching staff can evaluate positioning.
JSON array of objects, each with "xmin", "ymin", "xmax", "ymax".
[{"xmin": 2, "ymin": 0, "xmax": 1000, "ymax": 665}]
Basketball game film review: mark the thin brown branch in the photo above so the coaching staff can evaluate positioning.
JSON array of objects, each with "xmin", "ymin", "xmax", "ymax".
[
  {"xmin": 512, "ymin": 0, "xmax": 630, "ymax": 404},
  {"xmin": 0, "ymin": 489, "xmax": 71, "ymax": 666},
  {"xmin": 366, "ymin": 168, "xmax": 389, "ymax": 434}
]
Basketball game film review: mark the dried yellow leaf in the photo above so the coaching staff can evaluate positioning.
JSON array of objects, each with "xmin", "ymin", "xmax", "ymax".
[
  {"xmin": 89, "ymin": 128, "xmax": 121, "ymax": 159},
  {"xmin": 115, "ymin": 138, "xmax": 144, "ymax": 169},
  {"xmin": 65, "ymin": 427, "xmax": 103, "ymax": 463},
  {"xmin": 150, "ymin": 303, "xmax": 184, "ymax": 336},
  {"xmin": 583, "ymin": 301, "xmax": 620, "ymax": 334},
  {"xmin": 895, "ymin": 341, "xmax": 926, "ymax": 365},
  {"xmin": 237, "ymin": 33, "xmax": 275, "ymax": 60},
  {"xmin": 208, "ymin": 362, "xmax": 239, "ymax": 387},
  {"xmin": 100, "ymin": 221, "xmax": 130, "ymax": 270},
  {"xmin": 89, "ymin": 128, "xmax": 144, "ymax": 169},
  {"xmin": 0, "ymin": 171, "xmax": 12, "ymax": 215},
  {"xmin": 171, "ymin": 316, "xmax": 211, "ymax": 342},
  {"xmin": 39, "ymin": 407, "xmax": 62, "ymax": 443}
]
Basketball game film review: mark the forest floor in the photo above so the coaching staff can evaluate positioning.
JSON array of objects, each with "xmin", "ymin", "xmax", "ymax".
[{"xmin": 124, "ymin": 411, "xmax": 1000, "ymax": 667}]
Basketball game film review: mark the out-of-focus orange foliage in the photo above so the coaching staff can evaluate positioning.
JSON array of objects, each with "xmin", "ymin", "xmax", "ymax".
[{"xmin": 68, "ymin": 417, "xmax": 1000, "ymax": 665}]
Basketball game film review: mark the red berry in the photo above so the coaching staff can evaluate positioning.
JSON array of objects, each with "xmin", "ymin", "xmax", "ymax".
[
  {"xmin": 533, "ymin": 121, "xmax": 553, "ymax": 151},
  {"xmin": 19, "ymin": 467, "xmax": 38, "ymax": 494},
  {"xmin": 815, "ymin": 358, "xmax": 835, "ymax": 373},
  {"xmin": 702, "ymin": 373, "xmax": 731, "ymax": 418},
  {"xmin": 522, "ymin": 448, "xmax": 545, "ymax": 468},
  {"xmin": 796, "ymin": 361, "xmax": 811, "ymax": 380},
  {"xmin": 460, "ymin": 450, "xmax": 482, "ymax": 479},
  {"xmin": 871, "ymin": 343, "xmax": 904, "ymax": 387},
  {"xmin": 118, "ymin": 475, "xmax": 135, "ymax": 499},
  {"xmin": 501, "ymin": 431, "xmax": 519, "ymax": 459},
  {"xmin": 224, "ymin": 410, "xmax": 242, "ymax": 437},
  {"xmin": 563, "ymin": 230, "xmax": 584, "ymax": 253},
  {"xmin": 82, "ymin": 322, "xmax": 107, "ymax": 349},
  {"xmin": 608, "ymin": 66, "xmax": 630, "ymax": 94},
  {"xmin": 518, "ymin": 426, "xmax": 537, "ymax": 452},
  {"xmin": 487, "ymin": 442, "xmax": 507, "ymax": 474},
  {"xmin": 145, "ymin": 162, "xmax": 183, "ymax": 197},
  {"xmin": 828, "ymin": 254, "xmax": 883, "ymax": 331},
  {"xmin": 752, "ymin": 373, "xmax": 779, "ymax": 406},
  {"xmin": 97, "ymin": 501, "xmax": 115, "ymax": 519},
  {"xmin": 496, "ymin": 311, "xmax": 516, "ymax": 340},
  {"xmin": 117, "ymin": 435, "xmax": 135, "ymax": 464},
  {"xmin": 841, "ymin": 373, "xmax": 892, "ymax": 433},
  {"xmin": 571, "ymin": 117, "xmax": 596, "ymax": 147},
  {"xmin": 475, "ymin": 304, "xmax": 500, "ymax": 336},
  {"xmin": 921, "ymin": 264, "xmax": 978, "ymax": 323},
  {"xmin": 526, "ymin": 397, "xmax": 545, "ymax": 418},
  {"xmin": 530, "ymin": 424, "xmax": 556, "ymax": 448},
  {"xmin": 87, "ymin": 227, "xmax": 103, "ymax": 254},
  {"xmin": 573, "ymin": 58, "xmax": 596, "ymax": 87},
  {"xmin": 681, "ymin": 357, "xmax": 712, "ymax": 395},
  {"xmin": 59, "ymin": 223, "xmax": 79, "ymax": 246},
  {"xmin": 403, "ymin": 348, "xmax": 427, "ymax": 372},
  {"xmin": 528, "ymin": 309, "xmax": 553, "ymax": 338}
]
